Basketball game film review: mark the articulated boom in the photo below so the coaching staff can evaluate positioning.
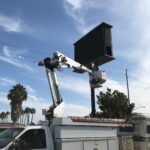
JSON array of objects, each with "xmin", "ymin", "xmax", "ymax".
[
  {"xmin": 38, "ymin": 51, "xmax": 106, "ymax": 118},
  {"xmin": 53, "ymin": 51, "xmax": 92, "ymax": 73}
]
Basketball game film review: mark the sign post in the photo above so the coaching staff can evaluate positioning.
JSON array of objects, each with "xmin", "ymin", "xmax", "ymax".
[{"xmin": 74, "ymin": 22, "xmax": 115, "ymax": 117}]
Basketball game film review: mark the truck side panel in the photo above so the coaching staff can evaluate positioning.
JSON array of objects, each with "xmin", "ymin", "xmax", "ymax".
[
  {"xmin": 53, "ymin": 125, "xmax": 118, "ymax": 150},
  {"xmin": 55, "ymin": 138, "xmax": 118, "ymax": 150},
  {"xmin": 108, "ymin": 139, "xmax": 119, "ymax": 150},
  {"xmin": 54, "ymin": 125, "xmax": 117, "ymax": 139},
  {"xmin": 56, "ymin": 140, "xmax": 83, "ymax": 150},
  {"xmin": 84, "ymin": 140, "xmax": 108, "ymax": 150}
]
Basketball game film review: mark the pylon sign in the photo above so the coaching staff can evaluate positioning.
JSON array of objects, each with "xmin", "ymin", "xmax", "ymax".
[{"xmin": 74, "ymin": 22, "xmax": 115, "ymax": 68}]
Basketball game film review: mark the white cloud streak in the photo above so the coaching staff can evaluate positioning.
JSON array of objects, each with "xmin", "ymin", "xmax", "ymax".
[
  {"xmin": 64, "ymin": 103, "xmax": 90, "ymax": 117},
  {"xmin": 0, "ymin": 14, "xmax": 40, "ymax": 39},
  {"xmin": 0, "ymin": 95, "xmax": 9, "ymax": 105},
  {"xmin": 25, "ymin": 85, "xmax": 36, "ymax": 94},
  {"xmin": 59, "ymin": 74, "xmax": 90, "ymax": 97},
  {"xmin": 65, "ymin": 0, "xmax": 83, "ymax": 10},
  {"xmin": 0, "ymin": 77, "xmax": 16, "ymax": 86},
  {"xmin": 0, "ymin": 15, "xmax": 21, "ymax": 32},
  {"xmin": 0, "ymin": 46, "xmax": 33, "ymax": 72},
  {"xmin": 63, "ymin": 0, "xmax": 94, "ymax": 34},
  {"xmin": 58, "ymin": 73, "xmax": 127, "ymax": 98}
]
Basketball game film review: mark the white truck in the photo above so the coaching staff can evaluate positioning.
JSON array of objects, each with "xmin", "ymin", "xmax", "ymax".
[
  {"xmin": 0, "ymin": 117, "xmax": 120, "ymax": 150},
  {"xmin": 0, "ymin": 52, "xmax": 119, "ymax": 150}
]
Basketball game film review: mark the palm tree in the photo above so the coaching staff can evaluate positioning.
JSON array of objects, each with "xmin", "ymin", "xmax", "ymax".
[
  {"xmin": 30, "ymin": 108, "xmax": 36, "ymax": 124},
  {"xmin": 7, "ymin": 84, "xmax": 27, "ymax": 125},
  {"xmin": 0, "ymin": 112, "xmax": 5, "ymax": 122},
  {"xmin": 19, "ymin": 109, "xmax": 25, "ymax": 124},
  {"xmin": 24, "ymin": 107, "xmax": 31, "ymax": 125},
  {"xmin": 0, "ymin": 112, "xmax": 2, "ymax": 122},
  {"xmin": 5, "ymin": 111, "xmax": 10, "ymax": 122}
]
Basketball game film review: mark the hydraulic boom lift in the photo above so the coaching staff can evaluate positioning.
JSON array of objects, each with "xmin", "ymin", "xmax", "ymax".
[{"xmin": 38, "ymin": 51, "xmax": 106, "ymax": 119}]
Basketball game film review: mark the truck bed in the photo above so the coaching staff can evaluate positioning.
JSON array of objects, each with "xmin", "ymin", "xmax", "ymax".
[{"xmin": 51, "ymin": 117, "xmax": 120, "ymax": 150}]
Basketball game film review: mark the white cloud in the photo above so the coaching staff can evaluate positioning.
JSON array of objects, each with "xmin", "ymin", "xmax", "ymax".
[
  {"xmin": 25, "ymin": 85, "xmax": 36, "ymax": 94},
  {"xmin": 65, "ymin": 0, "xmax": 83, "ymax": 10},
  {"xmin": 0, "ymin": 15, "xmax": 21, "ymax": 32},
  {"xmin": 63, "ymin": 0, "xmax": 93, "ymax": 34},
  {"xmin": 0, "ymin": 14, "xmax": 41, "ymax": 39},
  {"xmin": 0, "ymin": 76, "xmax": 16, "ymax": 86},
  {"xmin": 0, "ymin": 95, "xmax": 9, "ymax": 105},
  {"xmin": 59, "ymin": 73, "xmax": 127, "ymax": 97},
  {"xmin": 3, "ymin": 46, "xmax": 12, "ymax": 57},
  {"xmin": 59, "ymin": 74, "xmax": 90, "ymax": 97},
  {"xmin": 58, "ymin": 71, "xmax": 150, "ymax": 114},
  {"xmin": 63, "ymin": 0, "xmax": 121, "ymax": 34},
  {"xmin": 3, "ymin": 46, "xmax": 26, "ymax": 58},
  {"xmin": 102, "ymin": 79, "xmax": 126, "ymax": 93},
  {"xmin": 0, "ymin": 46, "xmax": 33, "ymax": 72},
  {"xmin": 64, "ymin": 103, "xmax": 90, "ymax": 117}
]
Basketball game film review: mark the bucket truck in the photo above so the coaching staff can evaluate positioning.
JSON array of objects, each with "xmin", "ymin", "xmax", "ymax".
[{"xmin": 0, "ymin": 52, "xmax": 120, "ymax": 150}]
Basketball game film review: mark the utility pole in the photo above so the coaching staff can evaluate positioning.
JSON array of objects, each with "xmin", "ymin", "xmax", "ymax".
[{"xmin": 125, "ymin": 69, "xmax": 130, "ymax": 103}]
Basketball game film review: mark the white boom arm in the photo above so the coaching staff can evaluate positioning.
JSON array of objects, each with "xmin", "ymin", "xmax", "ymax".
[
  {"xmin": 38, "ymin": 51, "xmax": 106, "ymax": 118},
  {"xmin": 53, "ymin": 51, "xmax": 92, "ymax": 73}
]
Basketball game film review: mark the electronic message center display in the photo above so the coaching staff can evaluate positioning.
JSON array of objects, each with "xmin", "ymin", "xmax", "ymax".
[{"xmin": 74, "ymin": 22, "xmax": 115, "ymax": 68}]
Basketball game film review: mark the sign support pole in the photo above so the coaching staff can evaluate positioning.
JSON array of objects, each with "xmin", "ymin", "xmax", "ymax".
[{"xmin": 91, "ymin": 87, "xmax": 96, "ymax": 117}]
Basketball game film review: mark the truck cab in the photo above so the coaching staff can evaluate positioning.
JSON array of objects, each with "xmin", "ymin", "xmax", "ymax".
[{"xmin": 0, "ymin": 125, "xmax": 54, "ymax": 150}]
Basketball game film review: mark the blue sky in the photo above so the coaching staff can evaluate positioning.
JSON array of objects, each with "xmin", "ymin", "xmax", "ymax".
[{"xmin": 0, "ymin": 0, "xmax": 150, "ymax": 122}]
